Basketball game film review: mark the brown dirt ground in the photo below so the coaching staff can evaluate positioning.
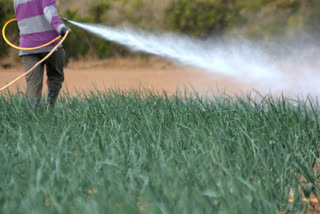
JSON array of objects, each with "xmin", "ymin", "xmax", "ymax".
[{"xmin": 0, "ymin": 58, "xmax": 258, "ymax": 97}]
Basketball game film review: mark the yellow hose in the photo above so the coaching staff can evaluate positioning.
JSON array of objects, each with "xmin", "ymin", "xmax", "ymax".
[
  {"xmin": 2, "ymin": 18, "xmax": 62, "ymax": 51},
  {"xmin": 1, "ymin": 18, "xmax": 69, "ymax": 92}
]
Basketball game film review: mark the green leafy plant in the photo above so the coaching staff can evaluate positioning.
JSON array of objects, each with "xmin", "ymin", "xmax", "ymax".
[
  {"xmin": 0, "ymin": 90, "xmax": 319, "ymax": 213},
  {"xmin": 1, "ymin": 0, "xmax": 320, "ymax": 59},
  {"xmin": 165, "ymin": 0, "xmax": 238, "ymax": 37},
  {"xmin": 0, "ymin": 0, "xmax": 15, "ymax": 57}
]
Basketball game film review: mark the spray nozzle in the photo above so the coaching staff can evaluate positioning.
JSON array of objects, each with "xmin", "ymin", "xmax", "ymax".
[{"xmin": 61, "ymin": 17, "xmax": 70, "ymax": 23}]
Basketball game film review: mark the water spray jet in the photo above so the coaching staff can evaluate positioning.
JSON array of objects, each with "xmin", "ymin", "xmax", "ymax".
[
  {"xmin": 67, "ymin": 20, "xmax": 320, "ymax": 96},
  {"xmin": 3, "ymin": 18, "xmax": 320, "ymax": 96}
]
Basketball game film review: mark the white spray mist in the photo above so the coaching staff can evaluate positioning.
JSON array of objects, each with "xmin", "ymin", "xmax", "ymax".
[{"xmin": 68, "ymin": 21, "xmax": 320, "ymax": 96}]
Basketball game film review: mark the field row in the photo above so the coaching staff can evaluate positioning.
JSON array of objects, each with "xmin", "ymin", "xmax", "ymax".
[{"xmin": 0, "ymin": 90, "xmax": 319, "ymax": 213}]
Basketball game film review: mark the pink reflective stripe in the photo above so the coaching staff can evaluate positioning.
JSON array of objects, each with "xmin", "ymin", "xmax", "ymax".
[
  {"xmin": 41, "ymin": 0, "xmax": 56, "ymax": 9},
  {"xmin": 19, "ymin": 30, "xmax": 60, "ymax": 48},
  {"xmin": 51, "ymin": 16, "xmax": 64, "ymax": 31},
  {"xmin": 15, "ymin": 0, "xmax": 64, "ymax": 55},
  {"xmin": 16, "ymin": 0, "xmax": 43, "ymax": 21}
]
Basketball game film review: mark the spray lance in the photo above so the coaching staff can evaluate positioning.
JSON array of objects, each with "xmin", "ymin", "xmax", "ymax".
[{"xmin": 0, "ymin": 18, "xmax": 71, "ymax": 92}]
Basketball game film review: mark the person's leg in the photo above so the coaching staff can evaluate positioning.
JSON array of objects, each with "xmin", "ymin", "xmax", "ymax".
[
  {"xmin": 21, "ymin": 55, "xmax": 44, "ymax": 109},
  {"xmin": 46, "ymin": 48, "xmax": 65, "ymax": 107}
]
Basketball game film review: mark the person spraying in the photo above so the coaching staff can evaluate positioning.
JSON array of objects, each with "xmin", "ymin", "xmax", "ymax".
[{"xmin": 14, "ymin": 0, "xmax": 71, "ymax": 109}]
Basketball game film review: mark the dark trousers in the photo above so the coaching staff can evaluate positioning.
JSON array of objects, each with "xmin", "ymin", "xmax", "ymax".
[{"xmin": 21, "ymin": 48, "xmax": 65, "ymax": 101}]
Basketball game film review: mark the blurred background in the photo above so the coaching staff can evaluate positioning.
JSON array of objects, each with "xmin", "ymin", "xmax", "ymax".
[{"xmin": 1, "ymin": 0, "xmax": 320, "ymax": 64}]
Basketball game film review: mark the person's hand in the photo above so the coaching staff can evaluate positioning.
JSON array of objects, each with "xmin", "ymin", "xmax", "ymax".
[{"xmin": 60, "ymin": 26, "xmax": 72, "ymax": 37}]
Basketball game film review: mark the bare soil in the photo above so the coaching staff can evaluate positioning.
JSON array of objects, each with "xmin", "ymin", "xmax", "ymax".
[{"xmin": 0, "ymin": 58, "xmax": 256, "ymax": 97}]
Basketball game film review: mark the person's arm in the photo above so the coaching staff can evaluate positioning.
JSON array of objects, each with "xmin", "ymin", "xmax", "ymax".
[{"xmin": 42, "ymin": 0, "xmax": 68, "ymax": 35}]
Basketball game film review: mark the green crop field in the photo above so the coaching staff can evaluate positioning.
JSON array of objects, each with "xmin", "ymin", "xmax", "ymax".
[{"xmin": 0, "ymin": 90, "xmax": 319, "ymax": 213}]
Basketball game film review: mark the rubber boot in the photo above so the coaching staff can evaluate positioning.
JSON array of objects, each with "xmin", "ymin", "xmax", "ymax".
[
  {"xmin": 28, "ymin": 97, "xmax": 41, "ymax": 110},
  {"xmin": 47, "ymin": 88, "xmax": 61, "ymax": 107}
]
